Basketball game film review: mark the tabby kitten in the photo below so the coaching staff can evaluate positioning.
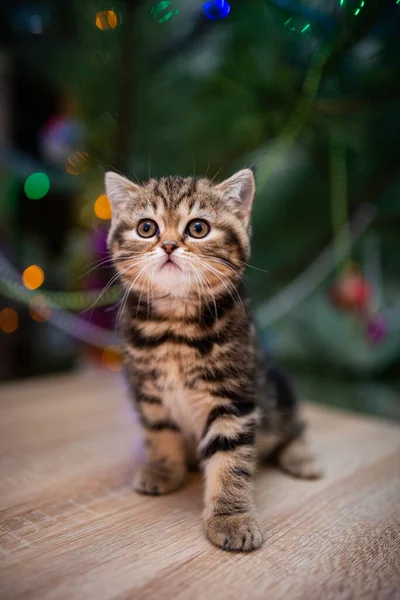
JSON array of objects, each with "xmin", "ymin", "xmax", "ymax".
[{"xmin": 105, "ymin": 169, "xmax": 321, "ymax": 552}]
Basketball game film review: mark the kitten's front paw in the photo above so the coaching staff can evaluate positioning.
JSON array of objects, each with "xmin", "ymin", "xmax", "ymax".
[
  {"xmin": 133, "ymin": 462, "xmax": 185, "ymax": 495},
  {"xmin": 204, "ymin": 513, "xmax": 263, "ymax": 552}
]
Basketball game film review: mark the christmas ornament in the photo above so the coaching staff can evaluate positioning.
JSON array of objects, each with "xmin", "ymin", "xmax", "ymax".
[
  {"xmin": 202, "ymin": 0, "xmax": 231, "ymax": 21},
  {"xmin": 365, "ymin": 314, "xmax": 388, "ymax": 344},
  {"xmin": 329, "ymin": 264, "xmax": 372, "ymax": 311}
]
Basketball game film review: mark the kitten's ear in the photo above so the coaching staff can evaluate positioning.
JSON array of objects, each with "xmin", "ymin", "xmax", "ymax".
[
  {"xmin": 215, "ymin": 169, "xmax": 255, "ymax": 225},
  {"xmin": 104, "ymin": 172, "xmax": 140, "ymax": 218}
]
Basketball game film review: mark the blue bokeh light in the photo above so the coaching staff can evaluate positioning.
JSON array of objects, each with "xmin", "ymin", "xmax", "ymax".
[{"xmin": 202, "ymin": 0, "xmax": 231, "ymax": 21}]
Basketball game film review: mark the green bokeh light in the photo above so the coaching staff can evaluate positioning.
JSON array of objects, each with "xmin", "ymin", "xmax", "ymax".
[
  {"xmin": 24, "ymin": 173, "xmax": 50, "ymax": 200},
  {"xmin": 151, "ymin": 1, "xmax": 179, "ymax": 22}
]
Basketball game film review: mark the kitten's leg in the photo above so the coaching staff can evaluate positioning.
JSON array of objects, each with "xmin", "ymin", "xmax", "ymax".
[
  {"xmin": 259, "ymin": 365, "xmax": 322, "ymax": 479},
  {"xmin": 133, "ymin": 398, "xmax": 187, "ymax": 495},
  {"xmin": 277, "ymin": 433, "xmax": 322, "ymax": 480},
  {"xmin": 199, "ymin": 410, "xmax": 263, "ymax": 552}
]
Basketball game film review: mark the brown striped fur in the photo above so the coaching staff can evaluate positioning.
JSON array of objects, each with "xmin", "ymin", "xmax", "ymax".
[{"xmin": 105, "ymin": 170, "xmax": 322, "ymax": 552}]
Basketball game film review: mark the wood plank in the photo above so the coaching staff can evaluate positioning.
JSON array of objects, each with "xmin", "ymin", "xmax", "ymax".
[{"xmin": 0, "ymin": 372, "xmax": 399, "ymax": 600}]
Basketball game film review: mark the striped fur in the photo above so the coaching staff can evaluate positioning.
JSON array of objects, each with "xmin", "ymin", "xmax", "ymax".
[{"xmin": 105, "ymin": 170, "xmax": 321, "ymax": 552}]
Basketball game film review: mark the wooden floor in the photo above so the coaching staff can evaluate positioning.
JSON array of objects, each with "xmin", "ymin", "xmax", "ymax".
[{"xmin": 1, "ymin": 372, "xmax": 399, "ymax": 600}]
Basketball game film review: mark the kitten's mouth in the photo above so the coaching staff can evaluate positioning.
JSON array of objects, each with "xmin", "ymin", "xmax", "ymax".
[{"xmin": 161, "ymin": 258, "xmax": 180, "ymax": 271}]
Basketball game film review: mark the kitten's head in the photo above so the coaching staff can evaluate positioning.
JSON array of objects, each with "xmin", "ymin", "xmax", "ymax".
[{"xmin": 105, "ymin": 170, "xmax": 255, "ymax": 298}]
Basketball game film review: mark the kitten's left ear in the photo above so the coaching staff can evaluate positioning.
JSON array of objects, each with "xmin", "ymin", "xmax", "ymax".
[
  {"xmin": 215, "ymin": 169, "xmax": 256, "ymax": 226},
  {"xmin": 104, "ymin": 172, "xmax": 141, "ymax": 219}
]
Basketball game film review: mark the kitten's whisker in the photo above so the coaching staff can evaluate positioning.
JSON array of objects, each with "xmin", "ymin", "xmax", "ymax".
[
  {"xmin": 196, "ymin": 268, "xmax": 218, "ymax": 323},
  {"xmin": 204, "ymin": 254, "xmax": 270, "ymax": 275},
  {"xmin": 211, "ymin": 166, "xmax": 224, "ymax": 183},
  {"xmin": 115, "ymin": 262, "xmax": 146, "ymax": 324},
  {"xmin": 194, "ymin": 257, "xmax": 245, "ymax": 313},
  {"xmin": 238, "ymin": 261, "xmax": 270, "ymax": 274},
  {"xmin": 201, "ymin": 255, "xmax": 241, "ymax": 275},
  {"xmin": 78, "ymin": 256, "xmax": 134, "ymax": 280},
  {"xmin": 135, "ymin": 261, "xmax": 155, "ymax": 319},
  {"xmin": 84, "ymin": 260, "xmax": 140, "ymax": 317},
  {"xmin": 149, "ymin": 266, "xmax": 156, "ymax": 318},
  {"xmin": 117, "ymin": 261, "xmax": 151, "ymax": 325},
  {"xmin": 187, "ymin": 263, "xmax": 204, "ymax": 322}
]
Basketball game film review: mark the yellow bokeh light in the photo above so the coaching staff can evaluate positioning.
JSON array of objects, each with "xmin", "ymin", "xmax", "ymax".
[
  {"xmin": 95, "ymin": 10, "xmax": 118, "ymax": 30},
  {"xmin": 102, "ymin": 345, "xmax": 123, "ymax": 371},
  {"xmin": 0, "ymin": 308, "xmax": 19, "ymax": 334},
  {"xmin": 29, "ymin": 295, "xmax": 52, "ymax": 323},
  {"xmin": 94, "ymin": 194, "xmax": 112, "ymax": 220},
  {"xmin": 22, "ymin": 265, "xmax": 45, "ymax": 290}
]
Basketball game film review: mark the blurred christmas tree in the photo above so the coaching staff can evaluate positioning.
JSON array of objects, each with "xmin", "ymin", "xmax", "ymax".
[{"xmin": 0, "ymin": 0, "xmax": 399, "ymax": 393}]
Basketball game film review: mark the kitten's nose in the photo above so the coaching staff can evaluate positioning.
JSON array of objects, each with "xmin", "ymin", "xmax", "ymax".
[{"xmin": 162, "ymin": 241, "xmax": 178, "ymax": 255}]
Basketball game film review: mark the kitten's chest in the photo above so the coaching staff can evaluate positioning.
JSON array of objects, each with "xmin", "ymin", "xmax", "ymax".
[{"xmin": 161, "ymin": 358, "xmax": 206, "ymax": 439}]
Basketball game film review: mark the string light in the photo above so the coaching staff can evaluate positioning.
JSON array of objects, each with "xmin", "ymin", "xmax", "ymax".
[
  {"xmin": 202, "ymin": 0, "xmax": 231, "ymax": 20},
  {"xmin": 0, "ymin": 308, "xmax": 19, "ymax": 333},
  {"xmin": 29, "ymin": 295, "xmax": 52, "ymax": 322},
  {"xmin": 1, "ymin": 273, "xmax": 121, "ymax": 309},
  {"xmin": 24, "ymin": 172, "xmax": 50, "ymax": 200},
  {"xmin": 284, "ymin": 17, "xmax": 312, "ymax": 36},
  {"xmin": 354, "ymin": 1, "xmax": 365, "ymax": 16},
  {"xmin": 94, "ymin": 194, "xmax": 112, "ymax": 220},
  {"xmin": 22, "ymin": 265, "xmax": 44, "ymax": 290},
  {"xmin": 151, "ymin": 2, "xmax": 179, "ymax": 23},
  {"xmin": 65, "ymin": 151, "xmax": 90, "ymax": 175},
  {"xmin": 95, "ymin": 10, "xmax": 118, "ymax": 30},
  {"xmin": 339, "ymin": 0, "xmax": 366, "ymax": 15}
]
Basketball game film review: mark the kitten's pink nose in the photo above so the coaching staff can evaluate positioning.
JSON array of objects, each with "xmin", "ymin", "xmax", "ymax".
[{"xmin": 162, "ymin": 241, "xmax": 178, "ymax": 255}]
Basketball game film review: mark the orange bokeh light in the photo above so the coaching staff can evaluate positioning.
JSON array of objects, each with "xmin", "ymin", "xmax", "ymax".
[
  {"xmin": 95, "ymin": 10, "xmax": 118, "ymax": 30},
  {"xmin": 0, "ymin": 308, "xmax": 19, "ymax": 333},
  {"xmin": 65, "ymin": 151, "xmax": 90, "ymax": 175},
  {"xmin": 94, "ymin": 194, "xmax": 112, "ymax": 220},
  {"xmin": 22, "ymin": 265, "xmax": 45, "ymax": 290},
  {"xmin": 29, "ymin": 295, "xmax": 52, "ymax": 323},
  {"xmin": 102, "ymin": 345, "xmax": 123, "ymax": 371}
]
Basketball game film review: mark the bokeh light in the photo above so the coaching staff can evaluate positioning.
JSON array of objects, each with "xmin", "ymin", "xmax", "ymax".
[
  {"xmin": 24, "ymin": 172, "xmax": 50, "ymax": 200},
  {"xmin": 29, "ymin": 295, "xmax": 52, "ymax": 323},
  {"xmin": 65, "ymin": 151, "xmax": 90, "ymax": 175},
  {"xmin": 22, "ymin": 265, "xmax": 45, "ymax": 290},
  {"xmin": 95, "ymin": 10, "xmax": 118, "ymax": 30},
  {"xmin": 354, "ymin": 1, "xmax": 365, "ymax": 16},
  {"xmin": 102, "ymin": 345, "xmax": 123, "ymax": 371},
  {"xmin": 202, "ymin": 0, "xmax": 231, "ymax": 20},
  {"xmin": 151, "ymin": 1, "xmax": 179, "ymax": 23},
  {"xmin": 94, "ymin": 194, "xmax": 112, "ymax": 220},
  {"xmin": 0, "ymin": 308, "xmax": 19, "ymax": 334}
]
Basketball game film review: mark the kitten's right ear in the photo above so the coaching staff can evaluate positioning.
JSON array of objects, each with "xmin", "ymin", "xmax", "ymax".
[{"xmin": 104, "ymin": 172, "xmax": 140, "ymax": 218}]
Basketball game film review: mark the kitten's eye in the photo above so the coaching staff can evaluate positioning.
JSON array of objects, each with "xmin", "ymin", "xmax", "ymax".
[
  {"xmin": 137, "ymin": 219, "xmax": 158, "ymax": 238},
  {"xmin": 186, "ymin": 219, "xmax": 210, "ymax": 239}
]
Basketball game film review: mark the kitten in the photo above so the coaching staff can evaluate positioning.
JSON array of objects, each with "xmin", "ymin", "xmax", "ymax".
[{"xmin": 105, "ymin": 169, "xmax": 321, "ymax": 552}]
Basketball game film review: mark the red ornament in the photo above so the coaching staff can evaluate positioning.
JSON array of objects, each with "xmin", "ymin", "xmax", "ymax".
[{"xmin": 329, "ymin": 264, "xmax": 372, "ymax": 312}]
